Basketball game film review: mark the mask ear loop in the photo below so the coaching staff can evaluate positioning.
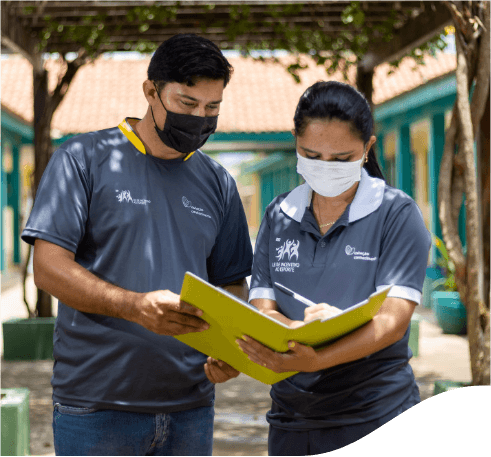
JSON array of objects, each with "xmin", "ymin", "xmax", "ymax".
[
  {"xmin": 151, "ymin": 82, "xmax": 169, "ymax": 131},
  {"xmin": 153, "ymin": 82, "xmax": 169, "ymax": 112}
]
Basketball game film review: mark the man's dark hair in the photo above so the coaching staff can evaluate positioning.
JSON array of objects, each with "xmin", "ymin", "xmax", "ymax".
[{"xmin": 148, "ymin": 34, "xmax": 233, "ymax": 89}]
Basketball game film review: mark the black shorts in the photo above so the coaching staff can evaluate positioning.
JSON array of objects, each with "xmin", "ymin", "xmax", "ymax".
[{"xmin": 268, "ymin": 384, "xmax": 420, "ymax": 455}]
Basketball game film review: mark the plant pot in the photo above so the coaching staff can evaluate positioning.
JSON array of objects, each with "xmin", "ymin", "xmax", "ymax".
[
  {"xmin": 2, "ymin": 317, "xmax": 56, "ymax": 361},
  {"xmin": 422, "ymin": 266, "xmax": 444, "ymax": 309},
  {"xmin": 1, "ymin": 388, "xmax": 30, "ymax": 456},
  {"xmin": 431, "ymin": 291, "xmax": 467, "ymax": 335},
  {"xmin": 433, "ymin": 380, "xmax": 469, "ymax": 395}
]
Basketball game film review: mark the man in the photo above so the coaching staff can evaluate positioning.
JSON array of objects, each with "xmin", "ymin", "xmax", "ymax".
[{"xmin": 22, "ymin": 34, "xmax": 253, "ymax": 456}]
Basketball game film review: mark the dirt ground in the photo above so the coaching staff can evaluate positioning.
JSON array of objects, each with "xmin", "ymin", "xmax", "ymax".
[
  {"xmin": 1, "ymin": 354, "xmax": 440, "ymax": 457},
  {"xmin": 1, "ymin": 360, "xmax": 271, "ymax": 456}
]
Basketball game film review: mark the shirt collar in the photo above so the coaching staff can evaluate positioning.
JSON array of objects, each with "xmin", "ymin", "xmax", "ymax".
[
  {"xmin": 279, "ymin": 168, "xmax": 386, "ymax": 224},
  {"xmin": 118, "ymin": 118, "xmax": 195, "ymax": 161}
]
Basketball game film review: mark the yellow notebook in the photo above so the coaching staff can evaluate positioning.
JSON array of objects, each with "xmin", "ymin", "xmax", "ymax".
[{"xmin": 176, "ymin": 272, "xmax": 391, "ymax": 385}]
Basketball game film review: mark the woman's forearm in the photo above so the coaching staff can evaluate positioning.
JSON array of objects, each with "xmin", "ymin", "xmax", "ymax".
[
  {"xmin": 311, "ymin": 297, "xmax": 416, "ymax": 371},
  {"xmin": 264, "ymin": 309, "xmax": 304, "ymax": 328},
  {"xmin": 250, "ymin": 298, "xmax": 304, "ymax": 328}
]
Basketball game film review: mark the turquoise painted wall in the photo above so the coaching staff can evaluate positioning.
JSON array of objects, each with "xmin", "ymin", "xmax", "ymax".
[{"xmin": 374, "ymin": 72, "xmax": 467, "ymax": 254}]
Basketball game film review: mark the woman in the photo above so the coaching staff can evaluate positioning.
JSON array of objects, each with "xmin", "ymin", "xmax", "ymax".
[{"xmin": 237, "ymin": 81, "xmax": 431, "ymax": 455}]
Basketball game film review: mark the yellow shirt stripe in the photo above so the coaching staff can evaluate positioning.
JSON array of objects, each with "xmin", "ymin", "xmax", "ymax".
[{"xmin": 118, "ymin": 118, "xmax": 146, "ymax": 154}]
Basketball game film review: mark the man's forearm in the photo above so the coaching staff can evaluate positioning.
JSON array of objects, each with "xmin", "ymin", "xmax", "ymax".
[{"xmin": 33, "ymin": 239, "xmax": 140, "ymax": 321}]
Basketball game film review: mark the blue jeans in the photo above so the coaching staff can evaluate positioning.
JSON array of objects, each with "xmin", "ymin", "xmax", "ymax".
[{"xmin": 53, "ymin": 403, "xmax": 214, "ymax": 456}]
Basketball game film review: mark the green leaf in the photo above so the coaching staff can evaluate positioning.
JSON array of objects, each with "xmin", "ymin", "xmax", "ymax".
[{"xmin": 353, "ymin": 10, "xmax": 365, "ymax": 27}]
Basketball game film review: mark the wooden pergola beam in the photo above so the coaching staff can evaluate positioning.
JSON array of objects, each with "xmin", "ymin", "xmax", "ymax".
[
  {"xmin": 362, "ymin": 1, "xmax": 452, "ymax": 70},
  {"xmin": 5, "ymin": 0, "xmax": 428, "ymax": 9},
  {"xmin": 2, "ymin": 1, "xmax": 448, "ymax": 65},
  {"xmin": 1, "ymin": 1, "xmax": 43, "ymax": 72}
]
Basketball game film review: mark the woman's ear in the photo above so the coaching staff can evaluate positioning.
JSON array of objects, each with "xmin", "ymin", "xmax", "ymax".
[{"xmin": 368, "ymin": 135, "xmax": 376, "ymax": 150}]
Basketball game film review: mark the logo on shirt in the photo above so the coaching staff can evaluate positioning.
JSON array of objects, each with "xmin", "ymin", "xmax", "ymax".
[
  {"xmin": 116, "ymin": 190, "xmax": 151, "ymax": 205},
  {"xmin": 345, "ymin": 245, "xmax": 377, "ymax": 261},
  {"xmin": 272, "ymin": 239, "xmax": 300, "ymax": 273},
  {"xmin": 276, "ymin": 240, "xmax": 300, "ymax": 261},
  {"xmin": 182, "ymin": 196, "xmax": 212, "ymax": 219}
]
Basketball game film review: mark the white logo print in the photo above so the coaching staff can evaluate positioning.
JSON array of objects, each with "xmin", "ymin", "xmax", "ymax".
[
  {"xmin": 272, "ymin": 239, "xmax": 300, "ymax": 273},
  {"xmin": 182, "ymin": 196, "xmax": 212, "ymax": 219},
  {"xmin": 117, "ymin": 190, "xmax": 133, "ymax": 203},
  {"xmin": 116, "ymin": 190, "xmax": 151, "ymax": 205},
  {"xmin": 276, "ymin": 239, "xmax": 300, "ymax": 261},
  {"xmin": 345, "ymin": 245, "xmax": 355, "ymax": 255},
  {"xmin": 345, "ymin": 245, "xmax": 377, "ymax": 261}
]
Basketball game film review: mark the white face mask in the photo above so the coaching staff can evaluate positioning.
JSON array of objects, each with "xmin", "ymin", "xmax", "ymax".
[{"xmin": 296, "ymin": 151, "xmax": 365, "ymax": 197}]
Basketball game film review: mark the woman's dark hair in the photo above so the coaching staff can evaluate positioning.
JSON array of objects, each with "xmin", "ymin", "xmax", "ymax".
[
  {"xmin": 148, "ymin": 34, "xmax": 233, "ymax": 89},
  {"xmin": 293, "ymin": 81, "xmax": 385, "ymax": 180}
]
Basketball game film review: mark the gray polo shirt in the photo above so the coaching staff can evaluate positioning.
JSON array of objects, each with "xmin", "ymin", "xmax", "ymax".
[
  {"xmin": 250, "ymin": 169, "xmax": 431, "ymax": 429},
  {"xmin": 22, "ymin": 119, "xmax": 253, "ymax": 413}
]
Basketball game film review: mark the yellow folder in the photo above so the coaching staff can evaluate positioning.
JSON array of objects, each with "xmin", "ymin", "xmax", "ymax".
[{"xmin": 176, "ymin": 272, "xmax": 392, "ymax": 385}]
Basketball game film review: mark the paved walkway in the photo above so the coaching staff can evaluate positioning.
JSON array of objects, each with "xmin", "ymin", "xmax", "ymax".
[{"xmin": 1, "ymin": 269, "xmax": 472, "ymax": 456}]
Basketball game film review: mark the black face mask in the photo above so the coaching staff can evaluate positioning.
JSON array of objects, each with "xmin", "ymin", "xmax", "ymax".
[{"xmin": 151, "ymin": 88, "xmax": 218, "ymax": 154}]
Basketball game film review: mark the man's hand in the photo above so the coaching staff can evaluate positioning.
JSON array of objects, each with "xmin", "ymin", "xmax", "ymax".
[
  {"xmin": 304, "ymin": 303, "xmax": 342, "ymax": 323},
  {"xmin": 132, "ymin": 289, "xmax": 209, "ymax": 335},
  {"xmin": 204, "ymin": 358, "xmax": 240, "ymax": 383}
]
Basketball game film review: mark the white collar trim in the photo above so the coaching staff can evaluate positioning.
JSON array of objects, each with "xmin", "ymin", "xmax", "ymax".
[{"xmin": 279, "ymin": 168, "xmax": 386, "ymax": 223}]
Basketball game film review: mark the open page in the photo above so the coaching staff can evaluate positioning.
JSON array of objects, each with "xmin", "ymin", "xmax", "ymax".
[{"xmin": 176, "ymin": 272, "xmax": 391, "ymax": 384}]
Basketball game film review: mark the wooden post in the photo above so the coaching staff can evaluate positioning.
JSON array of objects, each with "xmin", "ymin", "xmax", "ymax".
[
  {"xmin": 11, "ymin": 142, "xmax": 21, "ymax": 265},
  {"xmin": 397, "ymin": 124, "xmax": 413, "ymax": 196},
  {"xmin": 376, "ymin": 133, "xmax": 386, "ymax": 176},
  {"xmin": 429, "ymin": 113, "xmax": 445, "ymax": 241},
  {"xmin": 1, "ymin": 141, "xmax": 6, "ymax": 272},
  {"xmin": 32, "ymin": 64, "xmax": 53, "ymax": 317}
]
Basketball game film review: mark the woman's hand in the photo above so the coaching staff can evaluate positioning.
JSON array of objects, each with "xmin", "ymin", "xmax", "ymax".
[
  {"xmin": 236, "ymin": 336, "xmax": 319, "ymax": 373},
  {"xmin": 304, "ymin": 303, "xmax": 342, "ymax": 323}
]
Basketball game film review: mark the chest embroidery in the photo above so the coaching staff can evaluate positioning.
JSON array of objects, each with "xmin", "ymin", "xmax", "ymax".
[{"xmin": 272, "ymin": 239, "xmax": 300, "ymax": 273}]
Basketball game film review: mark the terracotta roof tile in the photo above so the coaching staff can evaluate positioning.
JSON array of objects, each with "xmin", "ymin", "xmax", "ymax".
[
  {"xmin": 373, "ymin": 53, "xmax": 457, "ymax": 104},
  {"xmin": 1, "ymin": 53, "xmax": 456, "ymax": 135}
]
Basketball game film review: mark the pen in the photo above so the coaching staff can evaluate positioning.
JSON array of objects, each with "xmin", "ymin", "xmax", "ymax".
[{"xmin": 274, "ymin": 282, "xmax": 317, "ymax": 307}]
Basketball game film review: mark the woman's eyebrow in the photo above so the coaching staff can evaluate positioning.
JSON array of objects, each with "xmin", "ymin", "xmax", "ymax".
[{"xmin": 300, "ymin": 146, "xmax": 353, "ymax": 156}]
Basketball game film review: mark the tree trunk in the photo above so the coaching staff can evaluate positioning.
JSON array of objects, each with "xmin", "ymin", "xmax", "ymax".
[
  {"xmin": 438, "ymin": 106, "xmax": 466, "ymax": 289},
  {"xmin": 33, "ymin": 66, "xmax": 54, "ymax": 317},
  {"xmin": 478, "ymin": 93, "xmax": 491, "ymax": 384},
  {"xmin": 356, "ymin": 63, "xmax": 374, "ymax": 108},
  {"xmin": 29, "ymin": 55, "xmax": 88, "ymax": 317},
  {"xmin": 456, "ymin": 33, "xmax": 484, "ymax": 385},
  {"xmin": 442, "ymin": 1, "xmax": 490, "ymax": 385},
  {"xmin": 480, "ymin": 94, "xmax": 490, "ymax": 311}
]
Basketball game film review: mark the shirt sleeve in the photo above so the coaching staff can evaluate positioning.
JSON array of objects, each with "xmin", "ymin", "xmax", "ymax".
[
  {"xmin": 21, "ymin": 148, "xmax": 90, "ymax": 253},
  {"xmin": 375, "ymin": 200, "xmax": 431, "ymax": 304},
  {"xmin": 249, "ymin": 202, "xmax": 276, "ymax": 302},
  {"xmin": 206, "ymin": 178, "xmax": 253, "ymax": 286}
]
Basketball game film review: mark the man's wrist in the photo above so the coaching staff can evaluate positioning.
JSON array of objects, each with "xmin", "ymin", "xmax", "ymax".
[{"xmin": 124, "ymin": 291, "xmax": 143, "ymax": 324}]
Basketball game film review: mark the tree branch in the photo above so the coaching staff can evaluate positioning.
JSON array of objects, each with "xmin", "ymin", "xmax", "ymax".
[
  {"xmin": 51, "ymin": 49, "xmax": 93, "ymax": 114},
  {"xmin": 438, "ymin": 105, "xmax": 465, "ymax": 268},
  {"xmin": 471, "ymin": 3, "xmax": 490, "ymax": 138}
]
